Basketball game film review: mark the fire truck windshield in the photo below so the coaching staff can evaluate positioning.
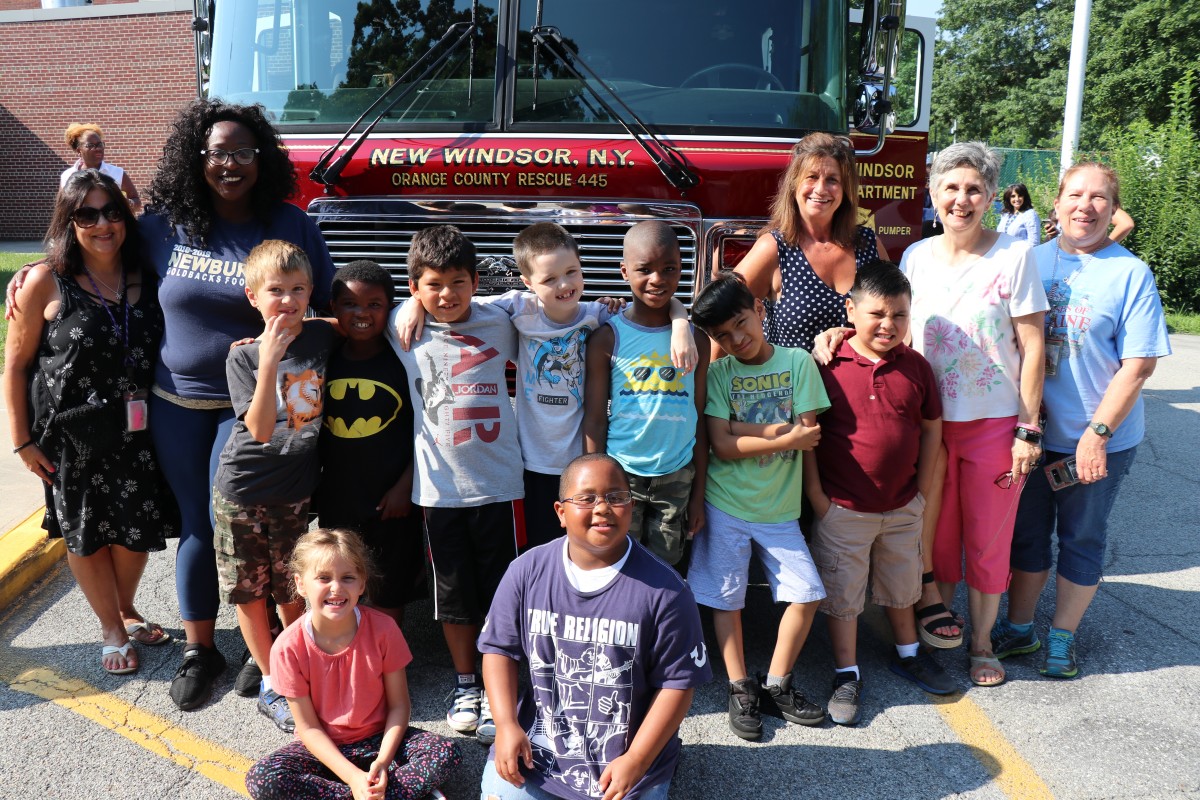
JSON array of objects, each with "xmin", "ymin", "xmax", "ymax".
[{"xmin": 205, "ymin": 0, "xmax": 845, "ymax": 136}]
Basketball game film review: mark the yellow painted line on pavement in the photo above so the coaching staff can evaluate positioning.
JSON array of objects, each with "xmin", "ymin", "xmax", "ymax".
[
  {"xmin": 0, "ymin": 508, "xmax": 65, "ymax": 610},
  {"xmin": 8, "ymin": 667, "xmax": 252, "ymax": 796},
  {"xmin": 929, "ymin": 691, "xmax": 1055, "ymax": 799}
]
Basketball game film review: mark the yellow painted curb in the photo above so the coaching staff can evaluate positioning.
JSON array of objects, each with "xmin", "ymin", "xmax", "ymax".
[{"xmin": 0, "ymin": 508, "xmax": 65, "ymax": 609}]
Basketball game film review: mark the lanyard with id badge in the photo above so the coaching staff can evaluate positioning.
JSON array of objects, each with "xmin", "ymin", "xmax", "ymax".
[
  {"xmin": 1044, "ymin": 241, "xmax": 1097, "ymax": 377},
  {"xmin": 83, "ymin": 269, "xmax": 149, "ymax": 433}
]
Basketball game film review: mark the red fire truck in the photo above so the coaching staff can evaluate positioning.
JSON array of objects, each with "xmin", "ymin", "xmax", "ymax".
[{"xmin": 194, "ymin": 0, "xmax": 933, "ymax": 300}]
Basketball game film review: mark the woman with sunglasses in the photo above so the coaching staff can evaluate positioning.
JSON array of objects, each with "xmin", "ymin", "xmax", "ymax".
[
  {"xmin": 136, "ymin": 99, "xmax": 335, "ymax": 711},
  {"xmin": 4, "ymin": 169, "xmax": 178, "ymax": 676},
  {"xmin": 60, "ymin": 123, "xmax": 142, "ymax": 214}
]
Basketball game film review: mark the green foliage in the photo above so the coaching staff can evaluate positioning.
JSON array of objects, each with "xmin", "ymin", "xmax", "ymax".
[
  {"xmin": 1, "ymin": 253, "xmax": 42, "ymax": 373},
  {"xmin": 1105, "ymin": 72, "xmax": 1200, "ymax": 313}
]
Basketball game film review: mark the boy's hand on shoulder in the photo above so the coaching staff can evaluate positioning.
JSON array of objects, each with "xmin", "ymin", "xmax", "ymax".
[
  {"xmin": 599, "ymin": 752, "xmax": 652, "ymax": 800},
  {"xmin": 258, "ymin": 314, "xmax": 295, "ymax": 366},
  {"xmin": 493, "ymin": 720, "xmax": 533, "ymax": 787},
  {"xmin": 597, "ymin": 296, "xmax": 626, "ymax": 314},
  {"xmin": 395, "ymin": 297, "xmax": 424, "ymax": 351},
  {"xmin": 811, "ymin": 327, "xmax": 852, "ymax": 366},
  {"xmin": 228, "ymin": 337, "xmax": 256, "ymax": 351}
]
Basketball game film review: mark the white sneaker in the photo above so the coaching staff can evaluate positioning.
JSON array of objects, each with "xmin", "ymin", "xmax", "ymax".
[
  {"xmin": 446, "ymin": 682, "xmax": 482, "ymax": 733},
  {"xmin": 476, "ymin": 690, "xmax": 496, "ymax": 745}
]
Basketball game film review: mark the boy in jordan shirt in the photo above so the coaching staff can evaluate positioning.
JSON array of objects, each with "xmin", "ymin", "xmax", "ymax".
[{"xmin": 478, "ymin": 454, "xmax": 711, "ymax": 800}]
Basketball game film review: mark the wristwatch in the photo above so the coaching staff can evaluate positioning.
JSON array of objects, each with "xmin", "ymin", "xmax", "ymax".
[
  {"xmin": 1089, "ymin": 421, "xmax": 1114, "ymax": 438},
  {"xmin": 1014, "ymin": 427, "xmax": 1042, "ymax": 444}
]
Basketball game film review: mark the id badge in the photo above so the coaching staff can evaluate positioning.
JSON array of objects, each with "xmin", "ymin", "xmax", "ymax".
[
  {"xmin": 124, "ymin": 388, "xmax": 149, "ymax": 432},
  {"xmin": 1045, "ymin": 336, "xmax": 1066, "ymax": 377}
]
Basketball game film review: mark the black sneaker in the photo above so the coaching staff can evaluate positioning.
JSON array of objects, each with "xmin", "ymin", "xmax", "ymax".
[
  {"xmin": 890, "ymin": 650, "xmax": 957, "ymax": 695},
  {"xmin": 827, "ymin": 673, "xmax": 863, "ymax": 726},
  {"xmin": 169, "ymin": 643, "xmax": 227, "ymax": 711},
  {"xmin": 727, "ymin": 677, "xmax": 763, "ymax": 741},
  {"xmin": 235, "ymin": 650, "xmax": 263, "ymax": 698},
  {"xmin": 760, "ymin": 673, "xmax": 825, "ymax": 726}
]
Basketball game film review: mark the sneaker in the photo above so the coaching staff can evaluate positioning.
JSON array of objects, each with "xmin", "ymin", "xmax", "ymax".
[
  {"xmin": 476, "ymin": 690, "xmax": 496, "ymax": 745},
  {"xmin": 258, "ymin": 683, "xmax": 296, "ymax": 733},
  {"xmin": 446, "ymin": 678, "xmax": 482, "ymax": 733},
  {"xmin": 1040, "ymin": 628, "xmax": 1079, "ymax": 678},
  {"xmin": 827, "ymin": 673, "xmax": 863, "ymax": 726},
  {"xmin": 169, "ymin": 643, "xmax": 227, "ymax": 711},
  {"xmin": 760, "ymin": 673, "xmax": 825, "ymax": 727},
  {"xmin": 890, "ymin": 650, "xmax": 956, "ymax": 695},
  {"xmin": 235, "ymin": 651, "xmax": 263, "ymax": 697},
  {"xmin": 992, "ymin": 619, "xmax": 1042, "ymax": 660},
  {"xmin": 727, "ymin": 678, "xmax": 763, "ymax": 741}
]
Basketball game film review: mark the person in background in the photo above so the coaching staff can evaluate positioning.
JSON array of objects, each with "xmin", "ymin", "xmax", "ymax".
[
  {"xmin": 60, "ymin": 123, "xmax": 142, "ymax": 214},
  {"xmin": 3, "ymin": 169, "xmax": 177, "ymax": 676},
  {"xmin": 1043, "ymin": 204, "xmax": 1134, "ymax": 245},
  {"xmin": 997, "ymin": 183, "xmax": 1041, "ymax": 247},
  {"xmin": 994, "ymin": 162, "xmax": 1171, "ymax": 679}
]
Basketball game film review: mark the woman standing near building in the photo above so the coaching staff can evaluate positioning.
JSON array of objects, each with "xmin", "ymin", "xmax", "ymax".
[{"xmin": 60, "ymin": 123, "xmax": 142, "ymax": 214}]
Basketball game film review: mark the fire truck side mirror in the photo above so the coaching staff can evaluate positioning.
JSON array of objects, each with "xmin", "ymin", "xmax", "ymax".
[{"xmin": 858, "ymin": 0, "xmax": 906, "ymax": 81}]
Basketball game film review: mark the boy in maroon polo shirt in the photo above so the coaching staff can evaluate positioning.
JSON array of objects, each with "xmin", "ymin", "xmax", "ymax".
[{"xmin": 802, "ymin": 260, "xmax": 954, "ymax": 726}]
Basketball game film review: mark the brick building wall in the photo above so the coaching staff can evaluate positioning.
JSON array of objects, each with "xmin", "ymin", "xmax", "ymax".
[{"xmin": 0, "ymin": 3, "xmax": 195, "ymax": 239}]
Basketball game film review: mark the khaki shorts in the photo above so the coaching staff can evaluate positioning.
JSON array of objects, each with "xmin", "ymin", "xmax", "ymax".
[
  {"xmin": 810, "ymin": 493, "xmax": 924, "ymax": 620},
  {"xmin": 213, "ymin": 488, "xmax": 310, "ymax": 605}
]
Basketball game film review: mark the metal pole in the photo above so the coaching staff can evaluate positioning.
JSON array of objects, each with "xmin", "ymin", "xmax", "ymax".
[{"xmin": 1060, "ymin": 0, "xmax": 1092, "ymax": 176}]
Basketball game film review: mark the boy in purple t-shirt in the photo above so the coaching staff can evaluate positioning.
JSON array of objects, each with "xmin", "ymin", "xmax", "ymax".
[
  {"xmin": 802, "ymin": 261, "xmax": 953, "ymax": 726},
  {"xmin": 478, "ymin": 454, "xmax": 710, "ymax": 800}
]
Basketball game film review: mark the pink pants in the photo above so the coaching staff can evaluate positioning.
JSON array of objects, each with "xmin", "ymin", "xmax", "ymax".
[{"xmin": 933, "ymin": 416, "xmax": 1021, "ymax": 594}]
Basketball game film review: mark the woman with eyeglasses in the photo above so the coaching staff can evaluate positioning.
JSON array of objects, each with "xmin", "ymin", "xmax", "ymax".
[
  {"xmin": 4, "ymin": 169, "xmax": 178, "ymax": 676},
  {"xmin": 135, "ymin": 99, "xmax": 335, "ymax": 711},
  {"xmin": 996, "ymin": 183, "xmax": 1041, "ymax": 248},
  {"xmin": 60, "ymin": 123, "xmax": 143, "ymax": 214}
]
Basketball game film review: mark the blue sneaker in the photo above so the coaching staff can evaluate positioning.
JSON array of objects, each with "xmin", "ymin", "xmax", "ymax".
[
  {"xmin": 258, "ymin": 683, "xmax": 296, "ymax": 733},
  {"xmin": 1040, "ymin": 628, "xmax": 1079, "ymax": 678},
  {"xmin": 991, "ymin": 618, "xmax": 1041, "ymax": 660}
]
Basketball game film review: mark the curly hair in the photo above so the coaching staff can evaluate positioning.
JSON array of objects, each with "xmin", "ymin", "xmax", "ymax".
[
  {"xmin": 44, "ymin": 169, "xmax": 143, "ymax": 277},
  {"xmin": 145, "ymin": 99, "xmax": 296, "ymax": 244}
]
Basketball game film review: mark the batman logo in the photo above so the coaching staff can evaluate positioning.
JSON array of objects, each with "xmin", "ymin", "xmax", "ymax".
[{"xmin": 324, "ymin": 378, "xmax": 404, "ymax": 439}]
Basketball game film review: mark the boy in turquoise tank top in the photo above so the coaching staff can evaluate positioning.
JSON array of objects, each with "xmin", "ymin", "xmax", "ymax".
[{"xmin": 583, "ymin": 221, "xmax": 710, "ymax": 566}]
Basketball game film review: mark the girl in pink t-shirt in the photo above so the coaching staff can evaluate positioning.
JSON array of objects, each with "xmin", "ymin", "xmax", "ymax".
[{"xmin": 246, "ymin": 529, "xmax": 460, "ymax": 800}]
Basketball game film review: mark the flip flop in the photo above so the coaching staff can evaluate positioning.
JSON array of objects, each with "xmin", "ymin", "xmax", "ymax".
[
  {"xmin": 125, "ymin": 621, "xmax": 172, "ymax": 646},
  {"xmin": 102, "ymin": 641, "xmax": 139, "ymax": 675},
  {"xmin": 968, "ymin": 651, "xmax": 1005, "ymax": 687}
]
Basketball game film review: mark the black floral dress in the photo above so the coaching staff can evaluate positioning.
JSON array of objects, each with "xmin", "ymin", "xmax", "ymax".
[{"xmin": 30, "ymin": 270, "xmax": 178, "ymax": 556}]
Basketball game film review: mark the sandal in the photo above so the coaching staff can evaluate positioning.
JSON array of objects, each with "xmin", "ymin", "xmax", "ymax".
[
  {"xmin": 968, "ymin": 651, "xmax": 1005, "ymax": 687},
  {"xmin": 101, "ymin": 641, "xmax": 139, "ymax": 675},
  {"xmin": 125, "ymin": 621, "xmax": 172, "ymax": 646},
  {"xmin": 915, "ymin": 572, "xmax": 963, "ymax": 649}
]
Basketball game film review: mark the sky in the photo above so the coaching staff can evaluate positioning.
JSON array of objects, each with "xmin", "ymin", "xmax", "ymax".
[{"xmin": 907, "ymin": 0, "xmax": 942, "ymax": 20}]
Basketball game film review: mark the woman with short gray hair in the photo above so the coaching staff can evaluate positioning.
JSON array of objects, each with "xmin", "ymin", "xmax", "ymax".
[{"xmin": 900, "ymin": 141, "xmax": 1048, "ymax": 687}]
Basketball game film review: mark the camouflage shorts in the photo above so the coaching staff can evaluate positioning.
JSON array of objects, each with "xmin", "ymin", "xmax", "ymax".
[
  {"xmin": 212, "ymin": 489, "xmax": 310, "ymax": 605},
  {"xmin": 627, "ymin": 461, "xmax": 695, "ymax": 566}
]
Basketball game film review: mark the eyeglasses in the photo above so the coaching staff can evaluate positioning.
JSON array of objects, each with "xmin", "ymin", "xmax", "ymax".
[
  {"xmin": 560, "ymin": 491, "xmax": 634, "ymax": 508},
  {"xmin": 201, "ymin": 147, "xmax": 260, "ymax": 166},
  {"xmin": 71, "ymin": 203, "xmax": 125, "ymax": 228},
  {"xmin": 79, "ymin": 142, "xmax": 105, "ymax": 150},
  {"xmin": 993, "ymin": 471, "xmax": 1030, "ymax": 490}
]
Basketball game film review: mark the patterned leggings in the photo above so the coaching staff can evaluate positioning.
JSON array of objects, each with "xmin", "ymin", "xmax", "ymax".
[{"xmin": 245, "ymin": 728, "xmax": 461, "ymax": 800}]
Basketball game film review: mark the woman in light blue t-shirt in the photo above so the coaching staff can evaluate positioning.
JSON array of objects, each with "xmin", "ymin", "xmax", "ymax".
[
  {"xmin": 996, "ymin": 183, "xmax": 1041, "ymax": 247},
  {"xmin": 996, "ymin": 163, "xmax": 1171, "ymax": 680}
]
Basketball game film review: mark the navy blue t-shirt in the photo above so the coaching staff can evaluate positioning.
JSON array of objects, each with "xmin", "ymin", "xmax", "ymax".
[{"xmin": 140, "ymin": 204, "xmax": 335, "ymax": 400}]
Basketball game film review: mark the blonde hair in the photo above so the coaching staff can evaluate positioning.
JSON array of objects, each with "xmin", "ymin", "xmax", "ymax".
[
  {"xmin": 65, "ymin": 122, "xmax": 103, "ymax": 150},
  {"xmin": 1058, "ymin": 161, "xmax": 1121, "ymax": 209},
  {"xmin": 243, "ymin": 239, "xmax": 313, "ymax": 292},
  {"xmin": 765, "ymin": 133, "xmax": 860, "ymax": 249},
  {"xmin": 288, "ymin": 528, "xmax": 376, "ymax": 602}
]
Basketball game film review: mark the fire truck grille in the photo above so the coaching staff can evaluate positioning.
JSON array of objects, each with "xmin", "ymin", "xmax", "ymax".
[{"xmin": 308, "ymin": 199, "xmax": 702, "ymax": 304}]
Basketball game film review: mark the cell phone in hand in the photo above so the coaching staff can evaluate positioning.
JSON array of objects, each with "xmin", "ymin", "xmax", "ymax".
[{"xmin": 1044, "ymin": 456, "xmax": 1080, "ymax": 491}]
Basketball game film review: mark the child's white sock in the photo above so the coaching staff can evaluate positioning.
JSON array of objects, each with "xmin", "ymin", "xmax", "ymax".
[
  {"xmin": 835, "ymin": 665, "xmax": 860, "ymax": 681},
  {"xmin": 896, "ymin": 642, "xmax": 920, "ymax": 660},
  {"xmin": 260, "ymin": 674, "xmax": 273, "ymax": 692},
  {"xmin": 765, "ymin": 673, "xmax": 787, "ymax": 689}
]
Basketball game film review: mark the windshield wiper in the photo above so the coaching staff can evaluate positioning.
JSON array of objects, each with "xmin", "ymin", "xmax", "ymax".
[
  {"xmin": 311, "ymin": 20, "xmax": 477, "ymax": 189},
  {"xmin": 530, "ymin": 26, "xmax": 699, "ymax": 194}
]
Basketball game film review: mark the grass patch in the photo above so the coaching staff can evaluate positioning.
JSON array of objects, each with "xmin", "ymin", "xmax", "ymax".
[
  {"xmin": 1165, "ymin": 311, "xmax": 1200, "ymax": 336},
  {"xmin": 1, "ymin": 251, "xmax": 43, "ymax": 373}
]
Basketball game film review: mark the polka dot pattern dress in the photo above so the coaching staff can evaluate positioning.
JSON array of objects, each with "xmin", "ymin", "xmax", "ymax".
[{"xmin": 763, "ymin": 225, "xmax": 879, "ymax": 352}]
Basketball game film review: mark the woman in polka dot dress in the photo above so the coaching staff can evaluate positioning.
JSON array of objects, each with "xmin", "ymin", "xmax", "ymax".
[{"xmin": 735, "ymin": 133, "xmax": 887, "ymax": 353}]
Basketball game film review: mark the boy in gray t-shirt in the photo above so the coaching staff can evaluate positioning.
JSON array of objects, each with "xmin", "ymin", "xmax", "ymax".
[{"xmin": 213, "ymin": 240, "xmax": 338, "ymax": 734}]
